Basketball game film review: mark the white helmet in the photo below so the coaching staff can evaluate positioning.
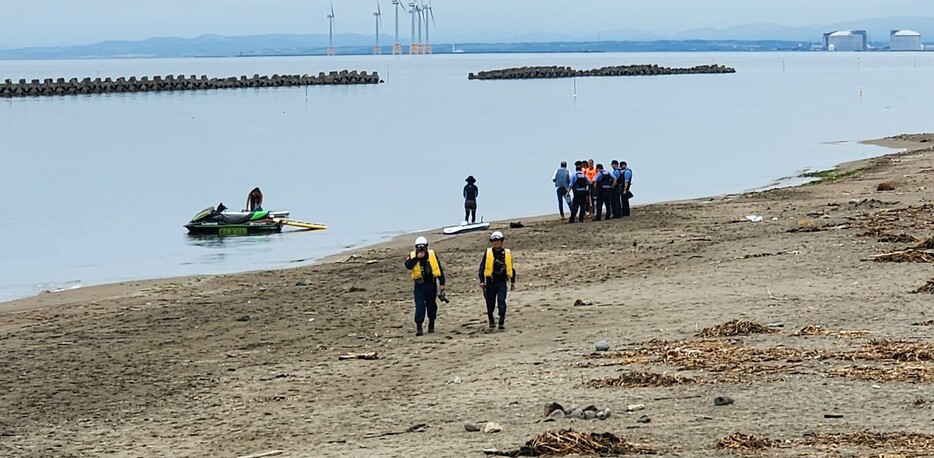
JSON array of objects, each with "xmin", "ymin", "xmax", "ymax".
[
  {"xmin": 489, "ymin": 231, "xmax": 504, "ymax": 241},
  {"xmin": 415, "ymin": 236, "xmax": 428, "ymax": 247}
]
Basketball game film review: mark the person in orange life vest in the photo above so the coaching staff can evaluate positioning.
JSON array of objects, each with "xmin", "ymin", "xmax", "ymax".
[
  {"xmin": 478, "ymin": 231, "xmax": 516, "ymax": 331},
  {"xmin": 404, "ymin": 236, "xmax": 446, "ymax": 336}
]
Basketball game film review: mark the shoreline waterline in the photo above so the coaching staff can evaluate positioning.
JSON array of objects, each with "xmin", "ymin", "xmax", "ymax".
[{"xmin": 0, "ymin": 137, "xmax": 905, "ymax": 312}]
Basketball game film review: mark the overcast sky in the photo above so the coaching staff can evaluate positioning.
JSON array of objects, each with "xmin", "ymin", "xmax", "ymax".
[{"xmin": 1, "ymin": 0, "xmax": 928, "ymax": 48}]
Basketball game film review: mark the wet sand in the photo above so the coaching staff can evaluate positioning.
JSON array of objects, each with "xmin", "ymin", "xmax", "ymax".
[{"xmin": 2, "ymin": 134, "xmax": 934, "ymax": 457}]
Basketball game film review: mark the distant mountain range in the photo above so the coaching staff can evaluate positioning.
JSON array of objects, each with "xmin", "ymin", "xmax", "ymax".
[{"xmin": 1, "ymin": 17, "xmax": 931, "ymax": 60}]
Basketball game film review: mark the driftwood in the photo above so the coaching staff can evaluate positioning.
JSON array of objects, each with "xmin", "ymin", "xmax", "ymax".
[
  {"xmin": 870, "ymin": 249, "xmax": 934, "ymax": 263},
  {"xmin": 237, "ymin": 451, "xmax": 283, "ymax": 458},
  {"xmin": 364, "ymin": 423, "xmax": 428, "ymax": 439}
]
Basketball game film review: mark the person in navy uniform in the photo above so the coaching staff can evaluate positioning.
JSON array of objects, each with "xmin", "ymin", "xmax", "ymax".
[
  {"xmin": 592, "ymin": 164, "xmax": 615, "ymax": 221},
  {"xmin": 619, "ymin": 161, "xmax": 633, "ymax": 217},
  {"xmin": 568, "ymin": 162, "xmax": 591, "ymax": 223},
  {"xmin": 478, "ymin": 231, "xmax": 516, "ymax": 330},
  {"xmin": 404, "ymin": 236, "xmax": 446, "ymax": 336}
]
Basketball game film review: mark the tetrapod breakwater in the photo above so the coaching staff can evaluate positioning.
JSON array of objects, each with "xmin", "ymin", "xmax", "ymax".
[
  {"xmin": 468, "ymin": 64, "xmax": 735, "ymax": 80},
  {"xmin": 0, "ymin": 70, "xmax": 382, "ymax": 98}
]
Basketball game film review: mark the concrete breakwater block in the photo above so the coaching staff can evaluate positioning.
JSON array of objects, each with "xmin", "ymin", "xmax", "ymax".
[
  {"xmin": 0, "ymin": 71, "xmax": 382, "ymax": 98},
  {"xmin": 469, "ymin": 64, "xmax": 735, "ymax": 80}
]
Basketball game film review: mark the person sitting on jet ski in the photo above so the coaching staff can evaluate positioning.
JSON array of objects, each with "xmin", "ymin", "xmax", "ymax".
[{"xmin": 246, "ymin": 187, "xmax": 263, "ymax": 212}]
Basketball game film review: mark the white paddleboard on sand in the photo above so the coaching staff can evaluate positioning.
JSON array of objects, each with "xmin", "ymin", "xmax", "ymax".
[{"xmin": 443, "ymin": 221, "xmax": 490, "ymax": 235}]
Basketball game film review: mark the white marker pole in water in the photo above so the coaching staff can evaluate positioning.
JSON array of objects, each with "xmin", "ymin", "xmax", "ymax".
[{"xmin": 573, "ymin": 79, "xmax": 577, "ymax": 98}]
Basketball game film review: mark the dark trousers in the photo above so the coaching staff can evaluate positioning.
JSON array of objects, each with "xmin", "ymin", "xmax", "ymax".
[
  {"xmin": 413, "ymin": 282, "xmax": 438, "ymax": 325},
  {"xmin": 595, "ymin": 188, "xmax": 613, "ymax": 220},
  {"xmin": 569, "ymin": 190, "xmax": 587, "ymax": 222},
  {"xmin": 611, "ymin": 188, "xmax": 622, "ymax": 218},
  {"xmin": 483, "ymin": 281, "xmax": 508, "ymax": 325},
  {"xmin": 464, "ymin": 200, "xmax": 477, "ymax": 223},
  {"xmin": 556, "ymin": 187, "xmax": 568, "ymax": 217},
  {"xmin": 621, "ymin": 190, "xmax": 631, "ymax": 217}
]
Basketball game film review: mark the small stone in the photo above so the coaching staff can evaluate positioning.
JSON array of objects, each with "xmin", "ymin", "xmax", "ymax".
[
  {"xmin": 582, "ymin": 405, "xmax": 599, "ymax": 413},
  {"xmin": 626, "ymin": 404, "xmax": 645, "ymax": 412},
  {"xmin": 872, "ymin": 384, "xmax": 882, "ymax": 389},
  {"xmin": 568, "ymin": 409, "xmax": 585, "ymax": 419},
  {"xmin": 636, "ymin": 415, "xmax": 651, "ymax": 423},
  {"xmin": 767, "ymin": 322, "xmax": 784, "ymax": 328},
  {"xmin": 714, "ymin": 396, "xmax": 734, "ymax": 406},
  {"xmin": 602, "ymin": 408, "xmax": 612, "ymax": 419},
  {"xmin": 482, "ymin": 422, "xmax": 502, "ymax": 434},
  {"xmin": 235, "ymin": 315, "xmax": 250, "ymax": 322},
  {"xmin": 584, "ymin": 410, "xmax": 596, "ymax": 420},
  {"xmin": 464, "ymin": 422, "xmax": 482, "ymax": 432},
  {"xmin": 594, "ymin": 341, "xmax": 610, "ymax": 352},
  {"xmin": 596, "ymin": 411, "xmax": 606, "ymax": 420},
  {"xmin": 547, "ymin": 409, "xmax": 565, "ymax": 420},
  {"xmin": 295, "ymin": 280, "xmax": 307, "ymax": 286},
  {"xmin": 544, "ymin": 402, "xmax": 564, "ymax": 417}
]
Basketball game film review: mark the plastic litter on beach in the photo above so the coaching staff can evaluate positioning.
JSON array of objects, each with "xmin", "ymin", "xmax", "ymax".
[{"xmin": 745, "ymin": 215, "xmax": 764, "ymax": 222}]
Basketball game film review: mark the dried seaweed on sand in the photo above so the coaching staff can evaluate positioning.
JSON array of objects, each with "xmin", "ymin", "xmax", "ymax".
[
  {"xmin": 583, "ymin": 371, "xmax": 696, "ymax": 388},
  {"xmin": 792, "ymin": 325, "xmax": 872, "ymax": 338},
  {"xmin": 912, "ymin": 278, "xmax": 934, "ymax": 294},
  {"xmin": 851, "ymin": 340, "xmax": 934, "ymax": 362},
  {"xmin": 830, "ymin": 366, "xmax": 934, "ymax": 383},
  {"xmin": 799, "ymin": 431, "xmax": 934, "ymax": 449},
  {"xmin": 695, "ymin": 320, "xmax": 774, "ymax": 338},
  {"xmin": 871, "ymin": 249, "xmax": 934, "ymax": 263},
  {"xmin": 489, "ymin": 429, "xmax": 658, "ymax": 456},
  {"xmin": 715, "ymin": 433, "xmax": 777, "ymax": 452}
]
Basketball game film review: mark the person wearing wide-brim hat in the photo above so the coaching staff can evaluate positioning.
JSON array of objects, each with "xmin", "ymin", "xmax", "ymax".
[
  {"xmin": 463, "ymin": 176, "xmax": 479, "ymax": 224},
  {"xmin": 478, "ymin": 231, "xmax": 516, "ymax": 331}
]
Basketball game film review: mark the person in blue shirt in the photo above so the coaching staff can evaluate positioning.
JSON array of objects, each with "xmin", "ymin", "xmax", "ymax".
[
  {"xmin": 568, "ymin": 162, "xmax": 591, "ymax": 223},
  {"xmin": 463, "ymin": 176, "xmax": 479, "ymax": 223},
  {"xmin": 592, "ymin": 164, "xmax": 615, "ymax": 221},
  {"xmin": 551, "ymin": 161, "xmax": 570, "ymax": 220},
  {"xmin": 619, "ymin": 161, "xmax": 633, "ymax": 217}
]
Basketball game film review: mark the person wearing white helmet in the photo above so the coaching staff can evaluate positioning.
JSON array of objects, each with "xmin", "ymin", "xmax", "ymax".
[
  {"xmin": 404, "ymin": 236, "xmax": 446, "ymax": 336},
  {"xmin": 477, "ymin": 231, "xmax": 516, "ymax": 331}
]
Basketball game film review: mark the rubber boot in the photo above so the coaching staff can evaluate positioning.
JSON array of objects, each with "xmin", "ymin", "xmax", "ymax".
[
  {"xmin": 428, "ymin": 320, "xmax": 435, "ymax": 334},
  {"xmin": 416, "ymin": 323, "xmax": 424, "ymax": 336},
  {"xmin": 498, "ymin": 317, "xmax": 506, "ymax": 331},
  {"xmin": 487, "ymin": 316, "xmax": 495, "ymax": 329}
]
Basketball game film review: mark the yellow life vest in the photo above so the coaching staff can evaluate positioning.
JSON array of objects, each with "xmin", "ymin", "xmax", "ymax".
[
  {"xmin": 483, "ymin": 248, "xmax": 513, "ymax": 279},
  {"xmin": 410, "ymin": 250, "xmax": 441, "ymax": 281}
]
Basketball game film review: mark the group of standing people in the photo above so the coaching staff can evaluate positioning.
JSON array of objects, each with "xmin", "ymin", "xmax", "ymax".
[
  {"xmin": 552, "ymin": 159, "xmax": 632, "ymax": 223},
  {"xmin": 404, "ymin": 231, "xmax": 516, "ymax": 336}
]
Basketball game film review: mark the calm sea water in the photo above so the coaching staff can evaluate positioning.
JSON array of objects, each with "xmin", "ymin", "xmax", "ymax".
[{"xmin": 2, "ymin": 52, "xmax": 933, "ymax": 302}]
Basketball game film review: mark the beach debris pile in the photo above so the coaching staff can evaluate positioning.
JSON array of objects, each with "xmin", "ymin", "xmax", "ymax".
[
  {"xmin": 850, "ymin": 339, "xmax": 934, "ymax": 362},
  {"xmin": 830, "ymin": 366, "xmax": 934, "ymax": 383},
  {"xmin": 695, "ymin": 320, "xmax": 775, "ymax": 338},
  {"xmin": 543, "ymin": 402, "xmax": 613, "ymax": 421},
  {"xmin": 483, "ymin": 429, "xmax": 659, "ymax": 457},
  {"xmin": 582, "ymin": 371, "xmax": 695, "ymax": 388}
]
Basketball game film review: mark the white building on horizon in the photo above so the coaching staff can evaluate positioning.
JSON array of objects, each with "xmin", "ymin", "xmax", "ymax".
[
  {"xmin": 890, "ymin": 30, "xmax": 923, "ymax": 51},
  {"xmin": 823, "ymin": 30, "xmax": 868, "ymax": 51}
]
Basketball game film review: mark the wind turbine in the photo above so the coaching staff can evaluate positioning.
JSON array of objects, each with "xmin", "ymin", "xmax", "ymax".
[
  {"xmin": 373, "ymin": 1, "xmax": 382, "ymax": 55},
  {"xmin": 416, "ymin": 1, "xmax": 423, "ymax": 54},
  {"xmin": 408, "ymin": 2, "xmax": 419, "ymax": 54},
  {"xmin": 327, "ymin": 3, "xmax": 336, "ymax": 56},
  {"xmin": 422, "ymin": 0, "xmax": 435, "ymax": 54},
  {"xmin": 391, "ymin": 0, "xmax": 404, "ymax": 54}
]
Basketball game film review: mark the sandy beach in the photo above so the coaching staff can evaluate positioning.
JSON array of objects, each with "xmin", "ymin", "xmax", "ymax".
[{"xmin": 2, "ymin": 134, "xmax": 934, "ymax": 457}]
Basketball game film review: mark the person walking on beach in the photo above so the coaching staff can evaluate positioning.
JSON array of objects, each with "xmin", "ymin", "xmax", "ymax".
[
  {"xmin": 592, "ymin": 164, "xmax": 614, "ymax": 221},
  {"xmin": 619, "ymin": 161, "xmax": 633, "ymax": 217},
  {"xmin": 478, "ymin": 231, "xmax": 516, "ymax": 330},
  {"xmin": 568, "ymin": 163, "xmax": 590, "ymax": 223},
  {"xmin": 405, "ymin": 236, "xmax": 446, "ymax": 336},
  {"xmin": 552, "ymin": 161, "xmax": 571, "ymax": 220},
  {"xmin": 245, "ymin": 187, "xmax": 263, "ymax": 212},
  {"xmin": 463, "ymin": 176, "xmax": 479, "ymax": 224}
]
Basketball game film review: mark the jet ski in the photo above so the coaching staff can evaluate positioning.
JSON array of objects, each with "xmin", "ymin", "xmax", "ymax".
[{"xmin": 184, "ymin": 203, "xmax": 290, "ymax": 235}]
